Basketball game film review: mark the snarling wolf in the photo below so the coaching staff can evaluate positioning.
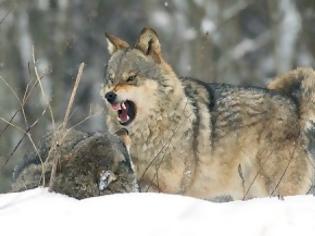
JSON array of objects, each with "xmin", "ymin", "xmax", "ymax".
[{"xmin": 101, "ymin": 27, "xmax": 314, "ymax": 200}]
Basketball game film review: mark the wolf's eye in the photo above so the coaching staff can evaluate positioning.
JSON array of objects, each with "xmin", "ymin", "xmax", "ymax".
[{"xmin": 126, "ymin": 74, "xmax": 137, "ymax": 83}]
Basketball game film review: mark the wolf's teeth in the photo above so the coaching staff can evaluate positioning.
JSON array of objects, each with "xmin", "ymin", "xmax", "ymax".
[
  {"xmin": 112, "ymin": 103, "xmax": 121, "ymax": 111},
  {"xmin": 122, "ymin": 102, "xmax": 126, "ymax": 110},
  {"xmin": 126, "ymin": 115, "xmax": 130, "ymax": 121}
]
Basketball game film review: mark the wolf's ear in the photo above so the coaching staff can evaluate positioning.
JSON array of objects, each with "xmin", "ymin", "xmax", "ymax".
[
  {"xmin": 105, "ymin": 33, "xmax": 129, "ymax": 55},
  {"xmin": 135, "ymin": 27, "xmax": 162, "ymax": 63}
]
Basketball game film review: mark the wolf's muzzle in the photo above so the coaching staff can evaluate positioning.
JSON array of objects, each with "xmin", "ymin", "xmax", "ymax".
[{"xmin": 105, "ymin": 91, "xmax": 117, "ymax": 104}]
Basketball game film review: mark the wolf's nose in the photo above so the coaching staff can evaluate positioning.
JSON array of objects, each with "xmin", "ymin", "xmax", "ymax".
[{"xmin": 105, "ymin": 91, "xmax": 117, "ymax": 104}]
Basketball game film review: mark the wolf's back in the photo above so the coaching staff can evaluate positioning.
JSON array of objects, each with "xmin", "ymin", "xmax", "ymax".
[{"xmin": 268, "ymin": 68, "xmax": 315, "ymax": 155}]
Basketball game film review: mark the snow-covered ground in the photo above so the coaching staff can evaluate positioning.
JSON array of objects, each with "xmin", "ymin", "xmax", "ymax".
[{"xmin": 1, "ymin": 188, "xmax": 315, "ymax": 236}]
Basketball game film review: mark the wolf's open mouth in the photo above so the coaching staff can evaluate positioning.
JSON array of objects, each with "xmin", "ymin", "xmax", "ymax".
[{"xmin": 111, "ymin": 100, "xmax": 136, "ymax": 126}]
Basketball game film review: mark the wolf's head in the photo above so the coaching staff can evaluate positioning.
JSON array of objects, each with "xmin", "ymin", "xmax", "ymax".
[{"xmin": 100, "ymin": 28, "xmax": 181, "ymax": 128}]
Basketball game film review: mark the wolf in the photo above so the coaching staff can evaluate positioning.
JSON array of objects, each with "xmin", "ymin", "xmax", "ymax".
[
  {"xmin": 12, "ymin": 128, "xmax": 138, "ymax": 199},
  {"xmin": 100, "ymin": 27, "xmax": 314, "ymax": 200}
]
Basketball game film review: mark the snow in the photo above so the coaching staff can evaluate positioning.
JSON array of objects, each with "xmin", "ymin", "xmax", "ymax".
[
  {"xmin": 151, "ymin": 10, "xmax": 171, "ymax": 29},
  {"xmin": 201, "ymin": 18, "xmax": 216, "ymax": 34},
  {"xmin": 182, "ymin": 28, "xmax": 197, "ymax": 41},
  {"xmin": 1, "ymin": 188, "xmax": 315, "ymax": 236}
]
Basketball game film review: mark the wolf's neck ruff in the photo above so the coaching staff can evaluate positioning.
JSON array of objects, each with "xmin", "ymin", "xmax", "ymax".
[{"xmin": 128, "ymin": 90, "xmax": 197, "ymax": 192}]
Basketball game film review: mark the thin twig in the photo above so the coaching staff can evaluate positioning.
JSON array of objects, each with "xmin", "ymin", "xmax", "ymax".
[
  {"xmin": 242, "ymin": 148, "xmax": 274, "ymax": 200},
  {"xmin": 0, "ymin": 106, "xmax": 48, "ymax": 169},
  {"xmin": 3, "ymin": 133, "xmax": 27, "ymax": 166},
  {"xmin": 0, "ymin": 75, "xmax": 29, "ymax": 127},
  {"xmin": 0, "ymin": 77, "xmax": 21, "ymax": 103},
  {"xmin": 26, "ymin": 132, "xmax": 46, "ymax": 185},
  {"xmin": 0, "ymin": 72, "xmax": 45, "ymax": 140},
  {"xmin": 0, "ymin": 110, "xmax": 19, "ymax": 139},
  {"xmin": 32, "ymin": 46, "xmax": 55, "ymax": 130},
  {"xmin": 270, "ymin": 141, "xmax": 298, "ymax": 196},
  {"xmin": 0, "ymin": 117, "xmax": 25, "ymax": 133},
  {"xmin": 23, "ymin": 75, "xmax": 44, "ymax": 104},
  {"xmin": 69, "ymin": 110, "xmax": 103, "ymax": 130}
]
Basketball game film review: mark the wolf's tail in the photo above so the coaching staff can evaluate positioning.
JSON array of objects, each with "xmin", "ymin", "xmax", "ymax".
[
  {"xmin": 268, "ymin": 68, "xmax": 315, "ymax": 193},
  {"xmin": 268, "ymin": 67, "xmax": 315, "ymax": 132}
]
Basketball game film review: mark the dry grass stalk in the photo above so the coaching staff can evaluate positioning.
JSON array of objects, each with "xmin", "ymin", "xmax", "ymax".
[
  {"xmin": 62, "ymin": 63, "xmax": 85, "ymax": 130},
  {"xmin": 48, "ymin": 62, "xmax": 85, "ymax": 191}
]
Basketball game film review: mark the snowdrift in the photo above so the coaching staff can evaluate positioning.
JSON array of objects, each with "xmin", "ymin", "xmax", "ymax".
[{"xmin": 1, "ymin": 188, "xmax": 315, "ymax": 236}]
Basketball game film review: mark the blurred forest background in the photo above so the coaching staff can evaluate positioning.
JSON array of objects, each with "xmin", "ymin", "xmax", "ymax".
[{"xmin": 0, "ymin": 0, "xmax": 314, "ymax": 192}]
